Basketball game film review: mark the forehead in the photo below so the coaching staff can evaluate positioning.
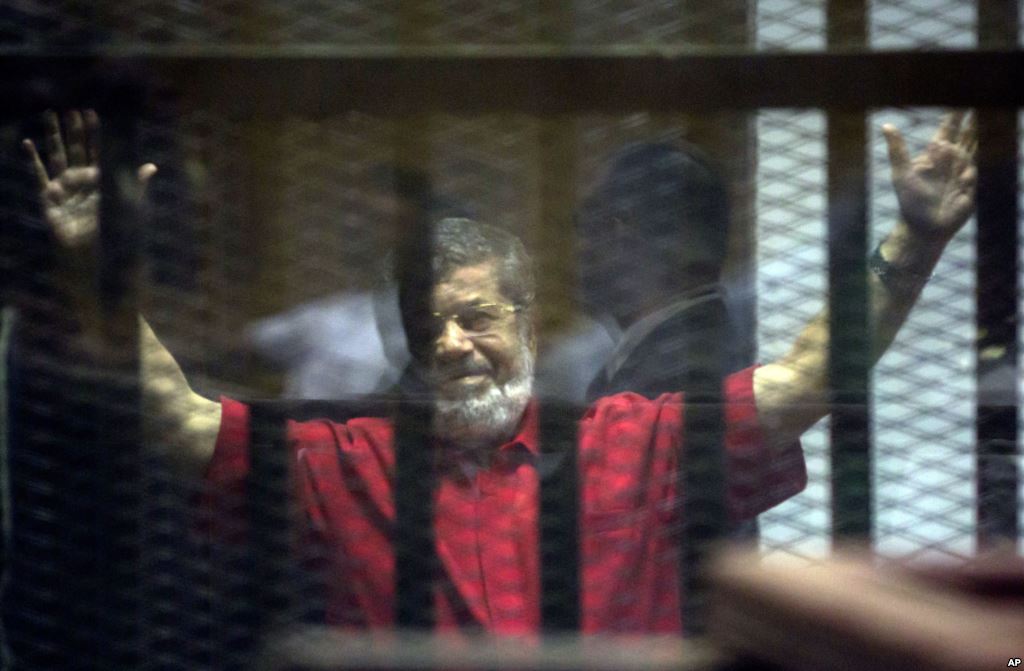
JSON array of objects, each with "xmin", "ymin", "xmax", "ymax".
[{"xmin": 433, "ymin": 260, "xmax": 503, "ymax": 310}]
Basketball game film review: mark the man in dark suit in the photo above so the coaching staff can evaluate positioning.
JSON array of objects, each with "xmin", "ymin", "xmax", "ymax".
[{"xmin": 576, "ymin": 141, "xmax": 744, "ymax": 403}]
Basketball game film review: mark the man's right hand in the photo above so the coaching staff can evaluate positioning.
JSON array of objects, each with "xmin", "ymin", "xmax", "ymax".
[
  {"xmin": 24, "ymin": 109, "xmax": 220, "ymax": 477},
  {"xmin": 23, "ymin": 109, "xmax": 157, "ymax": 251},
  {"xmin": 22, "ymin": 110, "xmax": 158, "ymax": 353}
]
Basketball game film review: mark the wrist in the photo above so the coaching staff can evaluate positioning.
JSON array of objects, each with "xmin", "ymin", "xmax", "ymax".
[
  {"xmin": 871, "ymin": 222, "xmax": 945, "ymax": 296},
  {"xmin": 878, "ymin": 220, "xmax": 946, "ymax": 275}
]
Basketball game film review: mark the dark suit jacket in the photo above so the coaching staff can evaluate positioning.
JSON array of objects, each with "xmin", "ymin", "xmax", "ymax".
[{"xmin": 585, "ymin": 290, "xmax": 759, "ymax": 541}]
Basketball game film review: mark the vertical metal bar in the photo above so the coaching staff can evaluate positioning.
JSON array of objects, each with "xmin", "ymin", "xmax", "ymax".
[
  {"xmin": 679, "ymin": 309, "xmax": 728, "ymax": 636},
  {"xmin": 535, "ymin": 111, "xmax": 582, "ymax": 631},
  {"xmin": 974, "ymin": 109, "xmax": 1020, "ymax": 550},
  {"xmin": 4, "ymin": 94, "xmax": 149, "ymax": 667},
  {"xmin": 393, "ymin": 399, "xmax": 437, "ymax": 629},
  {"xmin": 78, "ymin": 101, "xmax": 146, "ymax": 668},
  {"xmin": 826, "ymin": 110, "xmax": 872, "ymax": 541},
  {"xmin": 3, "ymin": 105, "xmax": 68, "ymax": 666},
  {"xmin": 247, "ymin": 401, "xmax": 295, "ymax": 643},
  {"xmin": 975, "ymin": 0, "xmax": 1020, "ymax": 553},
  {"xmin": 978, "ymin": 0, "xmax": 1019, "ymax": 47},
  {"xmin": 392, "ymin": 141, "xmax": 436, "ymax": 627},
  {"xmin": 678, "ymin": 0, "xmax": 753, "ymax": 637},
  {"xmin": 538, "ymin": 402, "xmax": 580, "ymax": 631},
  {"xmin": 826, "ymin": 0, "xmax": 872, "ymax": 543},
  {"xmin": 827, "ymin": 0, "xmax": 866, "ymax": 46}
]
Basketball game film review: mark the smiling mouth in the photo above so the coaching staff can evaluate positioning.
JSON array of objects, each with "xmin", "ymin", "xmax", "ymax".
[
  {"xmin": 435, "ymin": 367, "xmax": 492, "ymax": 386},
  {"xmin": 447, "ymin": 372, "xmax": 488, "ymax": 383}
]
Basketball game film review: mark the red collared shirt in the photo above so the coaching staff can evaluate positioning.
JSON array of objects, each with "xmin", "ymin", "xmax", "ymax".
[{"xmin": 202, "ymin": 366, "xmax": 806, "ymax": 634}]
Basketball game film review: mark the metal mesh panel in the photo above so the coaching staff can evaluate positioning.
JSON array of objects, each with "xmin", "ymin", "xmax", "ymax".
[
  {"xmin": 755, "ymin": 108, "xmax": 989, "ymax": 562},
  {"xmin": 756, "ymin": 0, "xmax": 826, "ymax": 51},
  {"xmin": 870, "ymin": 0, "xmax": 976, "ymax": 49},
  {"xmin": 755, "ymin": 110, "xmax": 831, "ymax": 561},
  {"xmin": 869, "ymin": 109, "xmax": 977, "ymax": 560},
  {"xmin": 756, "ymin": 0, "xmax": 980, "ymax": 50},
  {"xmin": 0, "ymin": 0, "xmax": 999, "ymax": 50},
  {"xmin": 0, "ymin": 0, "xmax": 754, "ymax": 49},
  {"xmin": 0, "ymin": 1, "xmax": 399, "ymax": 47}
]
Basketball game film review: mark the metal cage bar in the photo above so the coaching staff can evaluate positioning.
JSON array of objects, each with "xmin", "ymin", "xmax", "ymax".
[
  {"xmin": 91, "ymin": 106, "xmax": 146, "ymax": 668},
  {"xmin": 826, "ymin": 111, "xmax": 872, "ymax": 541},
  {"xmin": 826, "ymin": 0, "xmax": 872, "ymax": 542},
  {"xmin": 248, "ymin": 401, "xmax": 297, "ymax": 638},
  {"xmin": 974, "ymin": 0, "xmax": 1021, "ymax": 553},
  {"xmin": 679, "ymin": 315, "xmax": 728, "ymax": 634},
  {"xmin": 392, "ymin": 206, "xmax": 438, "ymax": 630},
  {"xmin": 538, "ymin": 401, "xmax": 581, "ymax": 632},
  {"xmin": 974, "ymin": 107, "xmax": 1020, "ymax": 549},
  {"xmin": 3, "ymin": 98, "xmax": 148, "ymax": 667},
  {"xmin": 0, "ymin": 51, "xmax": 1023, "ymax": 117}
]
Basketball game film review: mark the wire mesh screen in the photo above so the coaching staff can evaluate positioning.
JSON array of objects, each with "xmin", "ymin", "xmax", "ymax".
[
  {"xmin": 0, "ymin": 0, "xmax": 996, "ymax": 49},
  {"xmin": 0, "ymin": 1, "xmax": 752, "ymax": 48},
  {"xmin": 0, "ymin": 1, "xmax": 1021, "ymax": 670},
  {"xmin": 869, "ymin": 109, "xmax": 977, "ymax": 560},
  {"xmin": 755, "ymin": 110, "xmax": 831, "ymax": 560},
  {"xmin": 754, "ymin": 109, "xmax": 982, "ymax": 562}
]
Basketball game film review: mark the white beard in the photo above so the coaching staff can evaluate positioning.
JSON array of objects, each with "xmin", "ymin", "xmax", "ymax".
[{"xmin": 432, "ymin": 344, "xmax": 534, "ymax": 448}]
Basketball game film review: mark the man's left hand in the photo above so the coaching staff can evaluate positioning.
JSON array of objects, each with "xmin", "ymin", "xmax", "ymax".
[{"xmin": 883, "ymin": 111, "xmax": 977, "ymax": 244}]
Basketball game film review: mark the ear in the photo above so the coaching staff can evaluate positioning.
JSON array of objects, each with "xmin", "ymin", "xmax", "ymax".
[{"xmin": 524, "ymin": 309, "xmax": 538, "ymax": 354}]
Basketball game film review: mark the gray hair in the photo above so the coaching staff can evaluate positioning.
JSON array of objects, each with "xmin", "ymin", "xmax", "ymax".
[
  {"xmin": 429, "ymin": 218, "xmax": 535, "ymax": 307},
  {"xmin": 397, "ymin": 218, "xmax": 536, "ymax": 358}
]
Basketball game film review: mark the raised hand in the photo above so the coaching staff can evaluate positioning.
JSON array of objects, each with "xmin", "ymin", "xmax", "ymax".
[
  {"xmin": 22, "ymin": 109, "xmax": 157, "ymax": 250},
  {"xmin": 882, "ymin": 111, "xmax": 977, "ymax": 243},
  {"xmin": 22, "ymin": 111, "xmax": 220, "ymax": 474}
]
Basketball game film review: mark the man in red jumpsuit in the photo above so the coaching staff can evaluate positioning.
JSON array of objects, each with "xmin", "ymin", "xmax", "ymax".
[{"xmin": 23, "ymin": 110, "xmax": 977, "ymax": 634}]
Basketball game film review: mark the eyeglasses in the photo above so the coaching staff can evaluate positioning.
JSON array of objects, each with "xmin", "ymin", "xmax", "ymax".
[{"xmin": 430, "ymin": 302, "xmax": 521, "ymax": 337}]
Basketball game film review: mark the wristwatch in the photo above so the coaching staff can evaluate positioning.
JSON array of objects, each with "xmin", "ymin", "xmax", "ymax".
[{"xmin": 868, "ymin": 243, "xmax": 931, "ymax": 295}]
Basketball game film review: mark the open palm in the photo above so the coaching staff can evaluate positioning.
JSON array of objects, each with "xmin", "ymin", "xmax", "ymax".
[
  {"xmin": 23, "ymin": 109, "xmax": 156, "ymax": 249},
  {"xmin": 883, "ymin": 112, "xmax": 977, "ymax": 242}
]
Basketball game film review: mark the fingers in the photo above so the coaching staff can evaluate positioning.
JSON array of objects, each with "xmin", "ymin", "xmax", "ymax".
[
  {"xmin": 882, "ymin": 123, "xmax": 910, "ymax": 180},
  {"xmin": 921, "ymin": 111, "xmax": 976, "ymax": 176},
  {"xmin": 952, "ymin": 164, "xmax": 976, "ymax": 220},
  {"xmin": 65, "ymin": 110, "xmax": 88, "ymax": 167},
  {"xmin": 21, "ymin": 139, "xmax": 50, "ymax": 192},
  {"xmin": 24, "ymin": 108, "xmax": 103, "ymax": 187},
  {"xmin": 137, "ymin": 163, "xmax": 158, "ymax": 187},
  {"xmin": 933, "ymin": 110, "xmax": 965, "ymax": 144},
  {"xmin": 958, "ymin": 164, "xmax": 977, "ymax": 190},
  {"xmin": 43, "ymin": 110, "xmax": 68, "ymax": 177},
  {"xmin": 959, "ymin": 110, "xmax": 977, "ymax": 156}
]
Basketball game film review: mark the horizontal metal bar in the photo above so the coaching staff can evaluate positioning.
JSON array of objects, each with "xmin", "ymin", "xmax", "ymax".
[
  {"xmin": 0, "ymin": 51, "xmax": 1022, "ymax": 115},
  {"xmin": 0, "ymin": 44, "xmax": 1007, "ymax": 59}
]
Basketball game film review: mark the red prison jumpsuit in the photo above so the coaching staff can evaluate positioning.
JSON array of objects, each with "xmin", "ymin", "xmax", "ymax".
[{"xmin": 202, "ymin": 366, "xmax": 806, "ymax": 634}]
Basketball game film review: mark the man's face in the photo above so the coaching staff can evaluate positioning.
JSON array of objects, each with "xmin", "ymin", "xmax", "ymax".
[
  {"xmin": 427, "ymin": 260, "xmax": 533, "ymax": 402},
  {"xmin": 576, "ymin": 217, "xmax": 644, "ymax": 319}
]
